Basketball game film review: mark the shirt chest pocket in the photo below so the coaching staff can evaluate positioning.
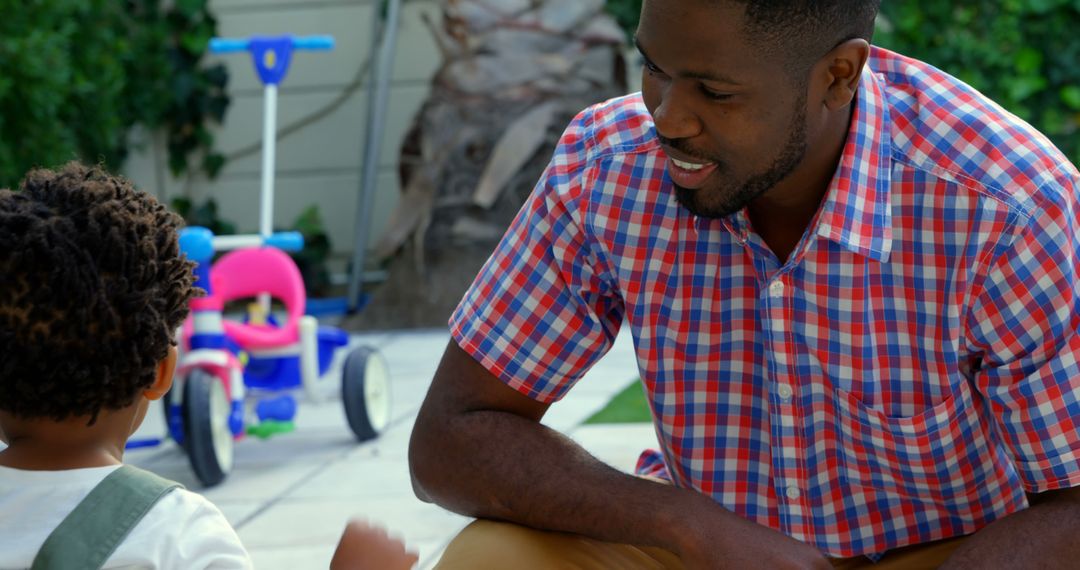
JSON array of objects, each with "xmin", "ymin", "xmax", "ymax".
[{"xmin": 833, "ymin": 378, "xmax": 995, "ymax": 502}]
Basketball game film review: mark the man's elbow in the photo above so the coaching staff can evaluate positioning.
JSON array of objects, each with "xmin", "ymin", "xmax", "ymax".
[
  {"xmin": 410, "ymin": 471, "xmax": 433, "ymax": 503},
  {"xmin": 408, "ymin": 460, "xmax": 434, "ymax": 504},
  {"xmin": 408, "ymin": 416, "xmax": 439, "ymax": 503}
]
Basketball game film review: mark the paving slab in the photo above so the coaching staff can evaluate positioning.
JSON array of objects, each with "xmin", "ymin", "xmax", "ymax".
[{"xmin": 123, "ymin": 328, "xmax": 655, "ymax": 567}]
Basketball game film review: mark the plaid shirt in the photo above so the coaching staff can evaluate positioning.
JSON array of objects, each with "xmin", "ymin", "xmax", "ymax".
[{"xmin": 450, "ymin": 46, "xmax": 1080, "ymax": 558}]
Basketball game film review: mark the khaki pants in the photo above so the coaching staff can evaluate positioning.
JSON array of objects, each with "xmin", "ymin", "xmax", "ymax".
[{"xmin": 435, "ymin": 519, "xmax": 967, "ymax": 570}]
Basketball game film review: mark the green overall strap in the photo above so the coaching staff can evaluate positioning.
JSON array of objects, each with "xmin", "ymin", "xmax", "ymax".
[{"xmin": 31, "ymin": 465, "xmax": 181, "ymax": 570}]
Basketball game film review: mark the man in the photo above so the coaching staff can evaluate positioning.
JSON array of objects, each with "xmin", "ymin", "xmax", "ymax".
[{"xmin": 409, "ymin": 0, "xmax": 1080, "ymax": 567}]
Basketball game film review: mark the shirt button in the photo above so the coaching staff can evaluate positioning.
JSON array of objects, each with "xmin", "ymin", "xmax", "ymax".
[
  {"xmin": 777, "ymin": 384, "xmax": 793, "ymax": 401},
  {"xmin": 768, "ymin": 279, "xmax": 785, "ymax": 298},
  {"xmin": 785, "ymin": 485, "xmax": 802, "ymax": 500}
]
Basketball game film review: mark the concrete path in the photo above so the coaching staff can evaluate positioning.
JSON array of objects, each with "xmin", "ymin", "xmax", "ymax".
[{"xmin": 128, "ymin": 329, "xmax": 658, "ymax": 569}]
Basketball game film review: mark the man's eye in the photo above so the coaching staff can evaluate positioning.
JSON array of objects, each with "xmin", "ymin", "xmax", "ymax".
[
  {"xmin": 700, "ymin": 87, "xmax": 733, "ymax": 101},
  {"xmin": 644, "ymin": 60, "xmax": 663, "ymax": 75}
]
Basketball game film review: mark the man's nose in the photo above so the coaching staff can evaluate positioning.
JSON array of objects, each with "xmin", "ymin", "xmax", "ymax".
[{"xmin": 652, "ymin": 84, "xmax": 703, "ymax": 141}]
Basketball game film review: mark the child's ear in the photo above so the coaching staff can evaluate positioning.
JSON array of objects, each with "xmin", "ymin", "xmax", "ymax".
[{"xmin": 144, "ymin": 346, "xmax": 178, "ymax": 401}]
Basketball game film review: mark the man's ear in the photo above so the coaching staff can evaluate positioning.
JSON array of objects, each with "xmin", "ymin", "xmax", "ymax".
[
  {"xmin": 818, "ymin": 38, "xmax": 870, "ymax": 111},
  {"xmin": 144, "ymin": 345, "xmax": 177, "ymax": 401}
]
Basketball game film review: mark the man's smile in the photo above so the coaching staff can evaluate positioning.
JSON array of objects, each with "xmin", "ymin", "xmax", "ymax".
[{"xmin": 662, "ymin": 146, "xmax": 719, "ymax": 189}]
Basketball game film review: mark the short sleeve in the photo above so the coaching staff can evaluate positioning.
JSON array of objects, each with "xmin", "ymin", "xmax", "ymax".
[
  {"xmin": 136, "ymin": 490, "xmax": 253, "ymax": 569},
  {"xmin": 964, "ymin": 168, "xmax": 1080, "ymax": 493},
  {"xmin": 450, "ymin": 109, "xmax": 624, "ymax": 404}
]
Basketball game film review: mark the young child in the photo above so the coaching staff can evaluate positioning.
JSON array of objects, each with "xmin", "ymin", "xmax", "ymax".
[
  {"xmin": 0, "ymin": 163, "xmax": 420, "ymax": 570},
  {"xmin": 0, "ymin": 163, "xmax": 253, "ymax": 569}
]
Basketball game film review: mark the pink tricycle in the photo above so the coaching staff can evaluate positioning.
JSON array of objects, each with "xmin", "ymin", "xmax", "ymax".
[{"xmin": 164, "ymin": 35, "xmax": 391, "ymax": 487}]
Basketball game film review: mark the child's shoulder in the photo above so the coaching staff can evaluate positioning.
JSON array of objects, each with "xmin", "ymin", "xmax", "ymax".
[
  {"xmin": 77, "ymin": 467, "xmax": 254, "ymax": 568},
  {"xmin": 0, "ymin": 463, "xmax": 119, "ymax": 490},
  {"xmin": 0, "ymin": 464, "xmax": 252, "ymax": 569},
  {"xmin": 133, "ymin": 482, "xmax": 254, "ymax": 568}
]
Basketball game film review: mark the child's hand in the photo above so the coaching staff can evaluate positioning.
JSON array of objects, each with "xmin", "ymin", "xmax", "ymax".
[{"xmin": 330, "ymin": 519, "xmax": 418, "ymax": 570}]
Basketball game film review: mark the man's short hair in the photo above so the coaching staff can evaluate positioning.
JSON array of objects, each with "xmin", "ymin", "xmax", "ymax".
[
  {"xmin": 0, "ymin": 163, "xmax": 197, "ymax": 423},
  {"xmin": 729, "ymin": 0, "xmax": 881, "ymax": 74}
]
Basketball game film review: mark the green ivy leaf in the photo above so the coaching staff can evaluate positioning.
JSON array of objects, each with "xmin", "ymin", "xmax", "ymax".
[
  {"xmin": 0, "ymin": 0, "xmax": 230, "ymax": 185},
  {"xmin": 293, "ymin": 205, "xmax": 327, "ymax": 238},
  {"xmin": 1062, "ymin": 86, "xmax": 1080, "ymax": 110},
  {"xmin": 203, "ymin": 152, "xmax": 225, "ymax": 178},
  {"xmin": 1007, "ymin": 76, "xmax": 1048, "ymax": 103},
  {"xmin": 174, "ymin": 0, "xmax": 206, "ymax": 20},
  {"xmin": 171, "ymin": 196, "xmax": 193, "ymax": 218},
  {"xmin": 195, "ymin": 126, "xmax": 213, "ymax": 147},
  {"xmin": 1042, "ymin": 107, "xmax": 1067, "ymax": 135},
  {"xmin": 204, "ymin": 63, "xmax": 228, "ymax": 89},
  {"xmin": 208, "ymin": 94, "xmax": 229, "ymax": 123},
  {"xmin": 179, "ymin": 20, "xmax": 213, "ymax": 56},
  {"xmin": 1028, "ymin": 0, "xmax": 1061, "ymax": 14},
  {"xmin": 168, "ymin": 152, "xmax": 187, "ymax": 176},
  {"xmin": 1014, "ymin": 47, "xmax": 1043, "ymax": 74}
]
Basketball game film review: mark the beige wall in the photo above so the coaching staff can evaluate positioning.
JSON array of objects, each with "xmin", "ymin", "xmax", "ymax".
[{"xmin": 124, "ymin": 0, "xmax": 442, "ymax": 263}]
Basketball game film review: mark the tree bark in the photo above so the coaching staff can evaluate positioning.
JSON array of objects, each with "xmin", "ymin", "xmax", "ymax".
[{"xmin": 347, "ymin": 0, "xmax": 629, "ymax": 330}]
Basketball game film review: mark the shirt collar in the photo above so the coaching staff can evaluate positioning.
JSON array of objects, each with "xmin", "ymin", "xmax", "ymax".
[{"xmin": 813, "ymin": 65, "xmax": 894, "ymax": 263}]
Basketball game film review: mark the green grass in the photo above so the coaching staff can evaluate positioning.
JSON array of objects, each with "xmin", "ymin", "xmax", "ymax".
[{"xmin": 584, "ymin": 379, "xmax": 652, "ymax": 424}]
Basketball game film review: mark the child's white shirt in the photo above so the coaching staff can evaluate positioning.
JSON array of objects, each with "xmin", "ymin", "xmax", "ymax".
[{"xmin": 0, "ymin": 464, "xmax": 253, "ymax": 569}]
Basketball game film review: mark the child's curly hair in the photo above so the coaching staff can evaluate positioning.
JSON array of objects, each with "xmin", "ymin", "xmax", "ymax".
[{"xmin": 0, "ymin": 163, "xmax": 197, "ymax": 423}]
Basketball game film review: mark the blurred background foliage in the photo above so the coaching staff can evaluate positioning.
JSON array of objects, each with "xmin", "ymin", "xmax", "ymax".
[
  {"xmin": 605, "ymin": 0, "xmax": 1080, "ymax": 166},
  {"xmin": 0, "ymin": 0, "xmax": 229, "ymax": 189},
  {"xmin": 876, "ymin": 1, "xmax": 1080, "ymax": 166},
  {"xmin": 1, "ymin": 1, "xmax": 1075, "ymax": 189}
]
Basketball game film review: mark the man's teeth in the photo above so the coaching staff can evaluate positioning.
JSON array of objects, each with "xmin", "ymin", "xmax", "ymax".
[{"xmin": 672, "ymin": 158, "xmax": 708, "ymax": 171}]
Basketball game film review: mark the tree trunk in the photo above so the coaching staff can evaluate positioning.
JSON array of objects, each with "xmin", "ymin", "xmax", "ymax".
[{"xmin": 347, "ymin": 0, "xmax": 629, "ymax": 330}]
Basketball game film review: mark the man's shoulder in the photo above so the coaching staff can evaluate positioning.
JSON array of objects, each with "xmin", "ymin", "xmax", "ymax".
[
  {"xmin": 569, "ymin": 93, "xmax": 658, "ymax": 161},
  {"xmin": 872, "ymin": 47, "xmax": 1077, "ymax": 214}
]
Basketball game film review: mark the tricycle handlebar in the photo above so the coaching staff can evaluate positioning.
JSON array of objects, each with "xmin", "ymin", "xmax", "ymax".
[{"xmin": 209, "ymin": 35, "xmax": 335, "ymax": 55}]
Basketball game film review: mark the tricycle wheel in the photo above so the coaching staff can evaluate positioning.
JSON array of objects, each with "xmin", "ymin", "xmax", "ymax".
[
  {"xmin": 342, "ymin": 346, "xmax": 391, "ymax": 442},
  {"xmin": 161, "ymin": 381, "xmax": 187, "ymax": 447},
  {"xmin": 184, "ymin": 368, "xmax": 234, "ymax": 487}
]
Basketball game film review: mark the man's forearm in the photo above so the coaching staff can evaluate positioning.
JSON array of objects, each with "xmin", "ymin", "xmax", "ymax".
[
  {"xmin": 407, "ymin": 342, "xmax": 831, "ymax": 568},
  {"xmin": 941, "ymin": 487, "xmax": 1080, "ymax": 569},
  {"xmin": 409, "ymin": 407, "xmax": 719, "ymax": 554}
]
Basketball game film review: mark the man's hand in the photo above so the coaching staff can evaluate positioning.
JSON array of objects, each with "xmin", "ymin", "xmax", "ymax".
[
  {"xmin": 330, "ymin": 519, "xmax": 418, "ymax": 570},
  {"xmin": 939, "ymin": 486, "xmax": 1080, "ymax": 569},
  {"xmin": 672, "ymin": 498, "xmax": 832, "ymax": 570}
]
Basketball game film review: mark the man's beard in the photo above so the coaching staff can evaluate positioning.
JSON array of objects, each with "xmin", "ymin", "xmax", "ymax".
[{"xmin": 671, "ymin": 99, "xmax": 808, "ymax": 220}]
